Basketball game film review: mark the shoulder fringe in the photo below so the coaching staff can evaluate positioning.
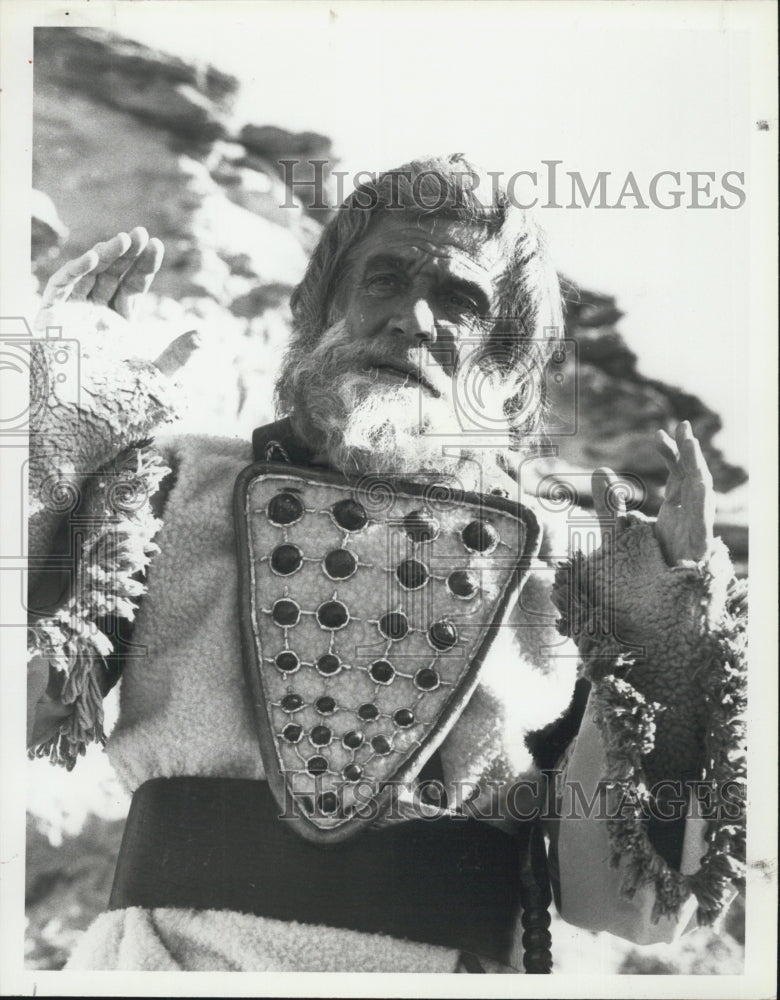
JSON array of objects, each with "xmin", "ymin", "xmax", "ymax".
[
  {"xmin": 27, "ymin": 442, "xmax": 171, "ymax": 770},
  {"xmin": 553, "ymin": 557, "xmax": 747, "ymax": 927}
]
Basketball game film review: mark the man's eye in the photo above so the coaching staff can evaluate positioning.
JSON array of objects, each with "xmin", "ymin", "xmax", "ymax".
[
  {"xmin": 365, "ymin": 275, "xmax": 401, "ymax": 294},
  {"xmin": 444, "ymin": 291, "xmax": 479, "ymax": 315}
]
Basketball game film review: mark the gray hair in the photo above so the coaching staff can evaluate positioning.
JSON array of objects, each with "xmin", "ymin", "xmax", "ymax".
[{"xmin": 280, "ymin": 153, "xmax": 563, "ymax": 443}]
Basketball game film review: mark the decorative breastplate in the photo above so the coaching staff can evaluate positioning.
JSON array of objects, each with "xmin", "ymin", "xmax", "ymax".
[{"xmin": 234, "ymin": 461, "xmax": 541, "ymax": 843}]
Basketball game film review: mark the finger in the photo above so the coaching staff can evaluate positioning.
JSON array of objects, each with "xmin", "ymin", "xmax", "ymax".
[
  {"xmin": 90, "ymin": 227, "xmax": 149, "ymax": 305},
  {"xmin": 68, "ymin": 272, "xmax": 98, "ymax": 301},
  {"xmin": 111, "ymin": 237, "xmax": 164, "ymax": 319},
  {"xmin": 40, "ymin": 248, "xmax": 101, "ymax": 307},
  {"xmin": 591, "ymin": 466, "xmax": 627, "ymax": 528},
  {"xmin": 678, "ymin": 428, "xmax": 713, "ymax": 488},
  {"xmin": 654, "ymin": 428, "xmax": 681, "ymax": 475},
  {"xmin": 153, "ymin": 330, "xmax": 200, "ymax": 377}
]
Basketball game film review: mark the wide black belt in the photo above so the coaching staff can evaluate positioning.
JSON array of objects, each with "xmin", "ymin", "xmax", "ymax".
[{"xmin": 108, "ymin": 776, "xmax": 524, "ymax": 964}]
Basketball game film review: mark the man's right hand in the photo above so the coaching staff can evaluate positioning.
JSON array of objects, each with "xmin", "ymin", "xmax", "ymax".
[
  {"xmin": 35, "ymin": 226, "xmax": 164, "ymax": 329},
  {"xmin": 35, "ymin": 227, "xmax": 200, "ymax": 375}
]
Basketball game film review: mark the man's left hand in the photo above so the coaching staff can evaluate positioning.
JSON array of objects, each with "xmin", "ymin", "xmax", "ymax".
[{"xmin": 590, "ymin": 420, "xmax": 715, "ymax": 566}]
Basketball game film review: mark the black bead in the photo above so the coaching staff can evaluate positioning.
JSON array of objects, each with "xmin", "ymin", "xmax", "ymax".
[
  {"xmin": 332, "ymin": 498, "xmax": 367, "ymax": 531},
  {"xmin": 358, "ymin": 703, "xmax": 379, "ymax": 722},
  {"xmin": 393, "ymin": 708, "xmax": 414, "ymax": 728},
  {"xmin": 323, "ymin": 548, "xmax": 358, "ymax": 580},
  {"xmin": 270, "ymin": 543, "xmax": 303, "ymax": 575},
  {"xmin": 403, "ymin": 509, "xmax": 439, "ymax": 543},
  {"xmin": 275, "ymin": 650, "xmax": 300, "ymax": 673},
  {"xmin": 447, "ymin": 569, "xmax": 479, "ymax": 599},
  {"xmin": 318, "ymin": 791, "xmax": 339, "ymax": 814},
  {"xmin": 316, "ymin": 654, "xmax": 341, "ymax": 676},
  {"xmin": 378, "ymin": 611, "xmax": 409, "ymax": 641},
  {"xmin": 267, "ymin": 491, "xmax": 304, "ymax": 526},
  {"xmin": 342, "ymin": 729, "xmax": 364, "ymax": 749},
  {"xmin": 369, "ymin": 659, "xmax": 395, "ymax": 684},
  {"xmin": 310, "ymin": 725, "xmax": 332, "ymax": 746},
  {"xmin": 429, "ymin": 620, "xmax": 457, "ymax": 651},
  {"xmin": 282, "ymin": 723, "xmax": 302, "ymax": 743},
  {"xmin": 461, "ymin": 518, "xmax": 499, "ymax": 553},
  {"xmin": 414, "ymin": 668, "xmax": 440, "ymax": 691},
  {"xmin": 316, "ymin": 600, "xmax": 349, "ymax": 630},
  {"xmin": 371, "ymin": 734, "xmax": 392, "ymax": 755},
  {"xmin": 343, "ymin": 763, "xmax": 363, "ymax": 782},
  {"xmin": 281, "ymin": 693, "xmax": 303, "ymax": 712},
  {"xmin": 315, "ymin": 696, "xmax": 336, "ymax": 715},
  {"xmin": 272, "ymin": 599, "xmax": 300, "ymax": 627},
  {"xmin": 396, "ymin": 558, "xmax": 429, "ymax": 590},
  {"xmin": 307, "ymin": 755, "xmax": 328, "ymax": 775}
]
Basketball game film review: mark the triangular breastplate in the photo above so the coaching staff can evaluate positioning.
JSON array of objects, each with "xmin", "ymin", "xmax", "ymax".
[{"xmin": 234, "ymin": 462, "xmax": 541, "ymax": 843}]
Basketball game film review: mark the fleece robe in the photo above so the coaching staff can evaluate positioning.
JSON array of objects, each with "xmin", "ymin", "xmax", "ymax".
[{"xmin": 48, "ymin": 432, "xmax": 743, "ymax": 972}]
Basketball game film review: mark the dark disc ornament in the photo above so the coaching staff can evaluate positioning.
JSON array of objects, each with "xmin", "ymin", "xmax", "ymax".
[
  {"xmin": 414, "ymin": 668, "xmax": 440, "ymax": 692},
  {"xmin": 396, "ymin": 558, "xmax": 429, "ymax": 590},
  {"xmin": 272, "ymin": 599, "xmax": 300, "ymax": 627},
  {"xmin": 428, "ymin": 620, "xmax": 458, "ymax": 651},
  {"xmin": 316, "ymin": 654, "xmax": 342, "ymax": 676},
  {"xmin": 369, "ymin": 659, "xmax": 395, "ymax": 685},
  {"xmin": 316, "ymin": 599, "xmax": 350, "ymax": 630},
  {"xmin": 461, "ymin": 518, "xmax": 500, "ymax": 553},
  {"xmin": 331, "ymin": 498, "xmax": 368, "ymax": 531},
  {"xmin": 393, "ymin": 708, "xmax": 414, "ymax": 728},
  {"xmin": 342, "ymin": 730, "xmax": 364, "ymax": 749},
  {"xmin": 275, "ymin": 650, "xmax": 300, "ymax": 673},
  {"xmin": 403, "ymin": 509, "xmax": 439, "ymax": 543},
  {"xmin": 323, "ymin": 548, "xmax": 358, "ymax": 580},
  {"xmin": 310, "ymin": 724, "xmax": 332, "ymax": 747},
  {"xmin": 378, "ymin": 611, "xmax": 409, "ymax": 641},
  {"xmin": 371, "ymin": 734, "xmax": 392, "ymax": 756},
  {"xmin": 447, "ymin": 569, "xmax": 479, "ymax": 599},
  {"xmin": 270, "ymin": 543, "xmax": 303, "ymax": 575},
  {"xmin": 267, "ymin": 491, "xmax": 304, "ymax": 526}
]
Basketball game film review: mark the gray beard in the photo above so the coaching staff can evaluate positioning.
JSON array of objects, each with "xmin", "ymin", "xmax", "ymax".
[{"xmin": 275, "ymin": 319, "xmax": 509, "ymax": 493}]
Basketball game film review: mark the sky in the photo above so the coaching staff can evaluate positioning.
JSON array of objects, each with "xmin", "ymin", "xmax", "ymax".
[{"xmin": 108, "ymin": 0, "xmax": 771, "ymax": 469}]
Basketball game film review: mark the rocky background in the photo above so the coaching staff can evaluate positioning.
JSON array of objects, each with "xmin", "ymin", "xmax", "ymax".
[{"xmin": 26, "ymin": 27, "xmax": 746, "ymax": 972}]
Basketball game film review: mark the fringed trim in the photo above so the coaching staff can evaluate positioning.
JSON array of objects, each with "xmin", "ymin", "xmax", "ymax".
[
  {"xmin": 27, "ymin": 442, "xmax": 171, "ymax": 769},
  {"xmin": 553, "ymin": 559, "xmax": 747, "ymax": 927}
]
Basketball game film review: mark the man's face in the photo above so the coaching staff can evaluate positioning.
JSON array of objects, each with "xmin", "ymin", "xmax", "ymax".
[
  {"xmin": 279, "ymin": 213, "xmax": 511, "ymax": 483},
  {"xmin": 336, "ymin": 213, "xmax": 505, "ymax": 403}
]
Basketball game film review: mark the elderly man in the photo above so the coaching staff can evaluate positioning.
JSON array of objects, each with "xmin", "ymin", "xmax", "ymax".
[{"xmin": 27, "ymin": 156, "xmax": 745, "ymax": 973}]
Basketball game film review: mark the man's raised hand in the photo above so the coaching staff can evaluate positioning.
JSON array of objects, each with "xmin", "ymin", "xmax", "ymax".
[
  {"xmin": 37, "ymin": 226, "xmax": 164, "ymax": 325},
  {"xmin": 590, "ymin": 421, "xmax": 715, "ymax": 566},
  {"xmin": 653, "ymin": 420, "xmax": 716, "ymax": 565}
]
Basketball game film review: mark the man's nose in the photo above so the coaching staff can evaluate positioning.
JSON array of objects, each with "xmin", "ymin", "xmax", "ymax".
[{"xmin": 393, "ymin": 298, "xmax": 437, "ymax": 346}]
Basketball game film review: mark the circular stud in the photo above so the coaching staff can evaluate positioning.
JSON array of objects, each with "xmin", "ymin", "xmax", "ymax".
[
  {"xmin": 275, "ymin": 650, "xmax": 300, "ymax": 674},
  {"xmin": 428, "ymin": 620, "xmax": 458, "ymax": 651},
  {"xmin": 270, "ymin": 543, "xmax": 303, "ymax": 576},
  {"xmin": 414, "ymin": 668, "xmax": 440, "ymax": 692},
  {"xmin": 331, "ymin": 498, "xmax": 368, "ymax": 531},
  {"xmin": 316, "ymin": 653, "xmax": 342, "ymax": 676},
  {"xmin": 396, "ymin": 558, "xmax": 429, "ymax": 590},
  {"xmin": 403, "ymin": 509, "xmax": 439, "ymax": 543},
  {"xmin": 447, "ymin": 569, "xmax": 480, "ymax": 600},
  {"xmin": 267, "ymin": 491, "xmax": 304, "ymax": 526},
  {"xmin": 272, "ymin": 599, "xmax": 300, "ymax": 627},
  {"xmin": 378, "ymin": 611, "xmax": 409, "ymax": 641},
  {"xmin": 461, "ymin": 519, "xmax": 500, "ymax": 554}
]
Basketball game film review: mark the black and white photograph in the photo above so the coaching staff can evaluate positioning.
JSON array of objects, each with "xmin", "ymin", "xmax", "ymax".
[{"xmin": 0, "ymin": 0, "xmax": 776, "ymax": 994}]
